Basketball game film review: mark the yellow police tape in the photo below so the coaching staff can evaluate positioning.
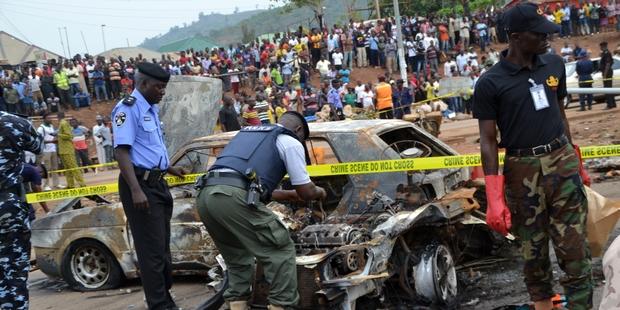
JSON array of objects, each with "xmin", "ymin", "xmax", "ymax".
[
  {"xmin": 26, "ymin": 144, "xmax": 620, "ymax": 203},
  {"xmin": 26, "ymin": 174, "xmax": 202, "ymax": 203}
]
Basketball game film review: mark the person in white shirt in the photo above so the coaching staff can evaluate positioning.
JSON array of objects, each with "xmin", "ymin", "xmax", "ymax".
[
  {"xmin": 92, "ymin": 115, "xmax": 113, "ymax": 172},
  {"xmin": 37, "ymin": 113, "xmax": 60, "ymax": 190},
  {"xmin": 332, "ymin": 48, "xmax": 344, "ymax": 70},
  {"xmin": 466, "ymin": 48, "xmax": 479, "ymax": 68},
  {"xmin": 360, "ymin": 84, "xmax": 375, "ymax": 111},
  {"xmin": 316, "ymin": 56, "xmax": 331, "ymax": 83},
  {"xmin": 354, "ymin": 80, "xmax": 366, "ymax": 106},
  {"xmin": 560, "ymin": 42, "xmax": 573, "ymax": 63},
  {"xmin": 488, "ymin": 48, "xmax": 500, "ymax": 64},
  {"xmin": 444, "ymin": 57, "xmax": 457, "ymax": 77},
  {"xmin": 455, "ymin": 50, "xmax": 469, "ymax": 73}
]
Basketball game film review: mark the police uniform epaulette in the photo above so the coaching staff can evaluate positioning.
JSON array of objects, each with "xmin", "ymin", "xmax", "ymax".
[{"xmin": 122, "ymin": 96, "xmax": 136, "ymax": 106}]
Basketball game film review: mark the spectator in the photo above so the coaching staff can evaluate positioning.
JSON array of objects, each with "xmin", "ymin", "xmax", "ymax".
[
  {"xmin": 576, "ymin": 50, "xmax": 594, "ymax": 111},
  {"xmin": 242, "ymin": 98, "xmax": 261, "ymax": 126},
  {"xmin": 561, "ymin": 42, "xmax": 574, "ymax": 62},
  {"xmin": 53, "ymin": 65, "xmax": 71, "ymax": 110},
  {"xmin": 37, "ymin": 113, "xmax": 61, "ymax": 190},
  {"xmin": 57, "ymin": 112, "xmax": 86, "ymax": 188},
  {"xmin": 92, "ymin": 115, "xmax": 113, "ymax": 171},
  {"xmin": 219, "ymin": 95, "xmax": 241, "ymax": 132},
  {"xmin": 65, "ymin": 63, "xmax": 81, "ymax": 95},
  {"xmin": 70, "ymin": 118, "xmax": 95, "ymax": 173},
  {"xmin": 3, "ymin": 83, "xmax": 19, "ymax": 113}
]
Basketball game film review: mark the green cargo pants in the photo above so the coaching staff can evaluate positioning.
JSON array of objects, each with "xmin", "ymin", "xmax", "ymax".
[
  {"xmin": 196, "ymin": 184, "xmax": 299, "ymax": 307},
  {"xmin": 504, "ymin": 144, "xmax": 593, "ymax": 310}
]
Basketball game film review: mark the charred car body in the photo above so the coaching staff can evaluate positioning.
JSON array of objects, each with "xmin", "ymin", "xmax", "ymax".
[{"xmin": 32, "ymin": 120, "xmax": 501, "ymax": 308}]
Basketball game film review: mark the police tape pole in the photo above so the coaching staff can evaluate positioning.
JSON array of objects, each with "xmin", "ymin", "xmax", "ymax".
[{"xmin": 27, "ymin": 144, "xmax": 620, "ymax": 204}]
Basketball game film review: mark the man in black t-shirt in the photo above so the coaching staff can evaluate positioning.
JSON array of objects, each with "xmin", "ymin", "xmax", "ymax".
[
  {"xmin": 599, "ymin": 41, "xmax": 616, "ymax": 109},
  {"xmin": 473, "ymin": 3, "xmax": 592, "ymax": 310},
  {"xmin": 219, "ymin": 95, "xmax": 241, "ymax": 132}
]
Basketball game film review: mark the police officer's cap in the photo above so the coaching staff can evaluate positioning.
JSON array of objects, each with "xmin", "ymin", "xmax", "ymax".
[
  {"xmin": 137, "ymin": 62, "xmax": 170, "ymax": 83},
  {"xmin": 283, "ymin": 111, "xmax": 310, "ymax": 141},
  {"xmin": 503, "ymin": 2, "xmax": 560, "ymax": 34}
]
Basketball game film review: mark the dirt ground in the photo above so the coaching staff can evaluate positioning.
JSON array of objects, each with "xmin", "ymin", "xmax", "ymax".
[{"xmin": 28, "ymin": 32, "xmax": 620, "ymax": 310}]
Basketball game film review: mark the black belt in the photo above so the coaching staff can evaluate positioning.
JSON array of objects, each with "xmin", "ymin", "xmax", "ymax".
[
  {"xmin": 204, "ymin": 171, "xmax": 249, "ymax": 190},
  {"xmin": 134, "ymin": 166, "xmax": 166, "ymax": 182},
  {"xmin": 506, "ymin": 135, "xmax": 568, "ymax": 157}
]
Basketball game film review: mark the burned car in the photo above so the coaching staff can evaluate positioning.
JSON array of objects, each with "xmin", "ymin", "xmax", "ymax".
[
  {"xmin": 32, "ymin": 119, "xmax": 500, "ymax": 308},
  {"xmin": 31, "ymin": 191, "xmax": 219, "ymax": 291}
]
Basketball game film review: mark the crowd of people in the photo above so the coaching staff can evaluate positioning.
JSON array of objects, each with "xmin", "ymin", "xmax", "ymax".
[
  {"xmin": 0, "ymin": 3, "xmax": 618, "ymax": 197},
  {"xmin": 1, "ymin": 1, "xmax": 619, "ymax": 122}
]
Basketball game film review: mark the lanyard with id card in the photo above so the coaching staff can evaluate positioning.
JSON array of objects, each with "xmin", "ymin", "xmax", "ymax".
[{"xmin": 528, "ymin": 78, "xmax": 549, "ymax": 111}]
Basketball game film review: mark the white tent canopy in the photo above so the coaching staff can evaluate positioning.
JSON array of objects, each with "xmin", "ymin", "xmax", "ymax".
[{"xmin": 0, "ymin": 31, "xmax": 61, "ymax": 65}]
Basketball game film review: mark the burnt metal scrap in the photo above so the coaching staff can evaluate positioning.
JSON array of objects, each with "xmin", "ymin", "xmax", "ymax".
[{"xmin": 31, "ymin": 120, "xmax": 507, "ymax": 308}]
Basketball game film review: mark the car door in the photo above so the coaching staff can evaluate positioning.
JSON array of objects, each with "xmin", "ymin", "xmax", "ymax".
[{"xmin": 168, "ymin": 147, "xmax": 221, "ymax": 270}]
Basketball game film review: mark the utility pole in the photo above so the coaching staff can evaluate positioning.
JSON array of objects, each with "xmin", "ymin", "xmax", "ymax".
[
  {"xmin": 58, "ymin": 27, "xmax": 66, "ymax": 58},
  {"xmin": 375, "ymin": 0, "xmax": 381, "ymax": 19},
  {"xmin": 80, "ymin": 31, "xmax": 89, "ymax": 55},
  {"xmin": 101, "ymin": 24, "xmax": 107, "ymax": 52},
  {"xmin": 63, "ymin": 27, "xmax": 71, "ymax": 58},
  {"xmin": 392, "ymin": 0, "xmax": 407, "ymax": 81},
  {"xmin": 126, "ymin": 38, "xmax": 130, "ymax": 47}
]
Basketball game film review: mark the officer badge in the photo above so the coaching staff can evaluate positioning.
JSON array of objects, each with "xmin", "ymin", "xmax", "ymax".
[
  {"xmin": 546, "ymin": 75, "xmax": 559, "ymax": 90},
  {"xmin": 115, "ymin": 112, "xmax": 127, "ymax": 127}
]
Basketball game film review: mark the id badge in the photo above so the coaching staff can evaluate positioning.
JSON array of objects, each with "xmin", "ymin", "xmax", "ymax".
[{"xmin": 528, "ymin": 79, "xmax": 549, "ymax": 111}]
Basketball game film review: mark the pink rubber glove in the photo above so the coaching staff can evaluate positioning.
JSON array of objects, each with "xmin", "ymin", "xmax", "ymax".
[
  {"xmin": 485, "ymin": 175, "xmax": 512, "ymax": 236},
  {"xmin": 573, "ymin": 144, "xmax": 591, "ymax": 187}
]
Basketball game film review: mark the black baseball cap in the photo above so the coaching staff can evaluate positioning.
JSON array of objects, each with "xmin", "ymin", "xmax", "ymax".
[{"xmin": 503, "ymin": 2, "xmax": 560, "ymax": 34}]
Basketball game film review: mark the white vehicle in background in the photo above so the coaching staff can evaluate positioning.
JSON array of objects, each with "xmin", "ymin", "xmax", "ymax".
[{"xmin": 565, "ymin": 55, "xmax": 620, "ymax": 104}]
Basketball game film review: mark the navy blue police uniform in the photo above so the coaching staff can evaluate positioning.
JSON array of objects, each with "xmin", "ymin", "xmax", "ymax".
[
  {"xmin": 111, "ymin": 63, "xmax": 177, "ymax": 310},
  {"xmin": 0, "ymin": 111, "xmax": 42, "ymax": 310}
]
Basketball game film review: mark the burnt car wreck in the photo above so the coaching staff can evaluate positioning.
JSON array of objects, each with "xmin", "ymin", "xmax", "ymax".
[{"xmin": 32, "ymin": 120, "xmax": 504, "ymax": 309}]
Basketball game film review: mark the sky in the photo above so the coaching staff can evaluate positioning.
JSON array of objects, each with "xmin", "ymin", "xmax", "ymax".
[{"xmin": 0, "ymin": 0, "xmax": 274, "ymax": 57}]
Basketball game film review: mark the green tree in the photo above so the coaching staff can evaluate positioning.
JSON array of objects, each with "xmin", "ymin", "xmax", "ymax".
[{"xmin": 271, "ymin": 0, "xmax": 326, "ymax": 28}]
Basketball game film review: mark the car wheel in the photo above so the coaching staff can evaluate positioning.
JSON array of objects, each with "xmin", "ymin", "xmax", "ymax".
[
  {"xmin": 61, "ymin": 239, "xmax": 123, "ymax": 291},
  {"xmin": 414, "ymin": 244, "xmax": 457, "ymax": 307}
]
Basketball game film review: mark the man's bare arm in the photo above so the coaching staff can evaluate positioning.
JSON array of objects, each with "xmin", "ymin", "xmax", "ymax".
[{"xmin": 479, "ymin": 119, "xmax": 500, "ymax": 175}]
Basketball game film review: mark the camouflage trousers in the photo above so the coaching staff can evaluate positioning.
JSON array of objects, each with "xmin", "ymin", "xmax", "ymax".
[
  {"xmin": 504, "ymin": 143, "xmax": 593, "ymax": 309},
  {"xmin": 0, "ymin": 193, "xmax": 31, "ymax": 310}
]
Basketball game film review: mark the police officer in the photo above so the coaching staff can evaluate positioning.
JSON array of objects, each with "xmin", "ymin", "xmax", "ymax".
[
  {"xmin": 196, "ymin": 112, "xmax": 326, "ymax": 310},
  {"xmin": 0, "ymin": 111, "xmax": 42, "ymax": 310},
  {"xmin": 111, "ymin": 62, "xmax": 185, "ymax": 310},
  {"xmin": 473, "ymin": 3, "xmax": 592, "ymax": 310}
]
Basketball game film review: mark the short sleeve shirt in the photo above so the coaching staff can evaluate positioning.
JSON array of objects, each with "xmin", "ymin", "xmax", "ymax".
[
  {"xmin": 473, "ymin": 51, "xmax": 567, "ymax": 149},
  {"xmin": 111, "ymin": 89, "xmax": 169, "ymax": 170},
  {"xmin": 275, "ymin": 134, "xmax": 310, "ymax": 186}
]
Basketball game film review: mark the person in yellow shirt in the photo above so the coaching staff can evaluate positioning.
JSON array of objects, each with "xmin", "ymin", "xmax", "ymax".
[
  {"xmin": 56, "ymin": 112, "xmax": 86, "ymax": 188},
  {"xmin": 553, "ymin": 7, "xmax": 564, "ymax": 24}
]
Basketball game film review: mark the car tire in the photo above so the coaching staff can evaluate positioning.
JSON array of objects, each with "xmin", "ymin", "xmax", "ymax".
[
  {"xmin": 414, "ymin": 244, "xmax": 457, "ymax": 307},
  {"xmin": 61, "ymin": 239, "xmax": 123, "ymax": 291}
]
